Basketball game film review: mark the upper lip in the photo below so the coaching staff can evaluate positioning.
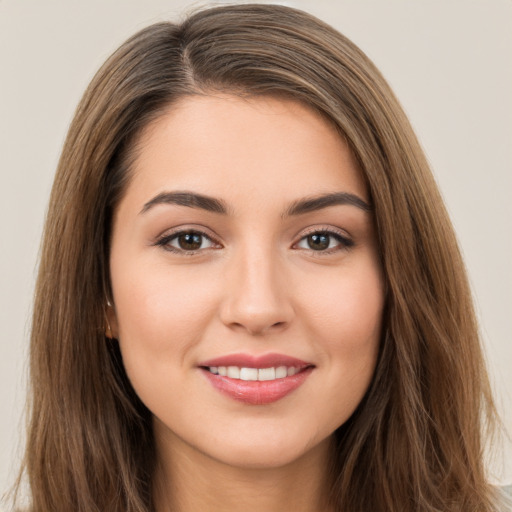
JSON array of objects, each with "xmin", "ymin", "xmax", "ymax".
[{"xmin": 198, "ymin": 352, "xmax": 313, "ymax": 369}]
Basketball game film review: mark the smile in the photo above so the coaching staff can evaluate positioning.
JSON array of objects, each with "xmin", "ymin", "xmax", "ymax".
[
  {"xmin": 199, "ymin": 353, "xmax": 314, "ymax": 405},
  {"xmin": 207, "ymin": 365, "xmax": 300, "ymax": 381}
]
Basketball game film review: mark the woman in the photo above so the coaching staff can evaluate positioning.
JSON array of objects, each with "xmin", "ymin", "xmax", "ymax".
[{"xmin": 12, "ymin": 3, "xmax": 508, "ymax": 511}]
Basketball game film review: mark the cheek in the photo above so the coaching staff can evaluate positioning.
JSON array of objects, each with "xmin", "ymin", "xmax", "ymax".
[
  {"xmin": 301, "ymin": 261, "xmax": 384, "ymax": 350},
  {"xmin": 111, "ymin": 258, "xmax": 220, "ymax": 359},
  {"xmin": 299, "ymin": 260, "xmax": 384, "ymax": 417},
  {"xmin": 110, "ymin": 262, "xmax": 223, "ymax": 415}
]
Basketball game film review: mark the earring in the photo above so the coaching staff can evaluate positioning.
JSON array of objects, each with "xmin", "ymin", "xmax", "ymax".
[
  {"xmin": 105, "ymin": 306, "xmax": 114, "ymax": 339},
  {"xmin": 105, "ymin": 316, "xmax": 113, "ymax": 339}
]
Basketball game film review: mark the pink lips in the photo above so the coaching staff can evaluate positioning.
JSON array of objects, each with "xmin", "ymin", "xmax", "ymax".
[{"xmin": 198, "ymin": 353, "xmax": 314, "ymax": 405}]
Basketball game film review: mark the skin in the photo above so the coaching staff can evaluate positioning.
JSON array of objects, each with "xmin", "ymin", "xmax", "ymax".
[{"xmin": 108, "ymin": 94, "xmax": 385, "ymax": 512}]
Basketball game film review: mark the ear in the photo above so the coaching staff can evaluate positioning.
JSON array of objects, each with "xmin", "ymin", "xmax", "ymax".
[{"xmin": 105, "ymin": 302, "xmax": 119, "ymax": 339}]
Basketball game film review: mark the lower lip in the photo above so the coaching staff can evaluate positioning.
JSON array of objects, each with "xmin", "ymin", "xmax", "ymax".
[{"xmin": 201, "ymin": 367, "xmax": 313, "ymax": 405}]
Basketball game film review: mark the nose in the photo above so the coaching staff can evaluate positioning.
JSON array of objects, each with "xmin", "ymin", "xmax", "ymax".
[{"xmin": 219, "ymin": 246, "xmax": 294, "ymax": 336}]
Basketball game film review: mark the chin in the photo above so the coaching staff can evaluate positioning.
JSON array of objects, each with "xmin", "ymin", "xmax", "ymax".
[{"xmin": 201, "ymin": 427, "xmax": 333, "ymax": 471}]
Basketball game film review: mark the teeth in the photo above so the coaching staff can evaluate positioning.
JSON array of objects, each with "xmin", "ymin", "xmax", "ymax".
[
  {"xmin": 209, "ymin": 365, "xmax": 302, "ymax": 381},
  {"xmin": 240, "ymin": 367, "xmax": 258, "ymax": 381},
  {"xmin": 258, "ymin": 367, "xmax": 275, "ymax": 381},
  {"xmin": 227, "ymin": 366, "xmax": 240, "ymax": 379},
  {"xmin": 276, "ymin": 366, "xmax": 287, "ymax": 378}
]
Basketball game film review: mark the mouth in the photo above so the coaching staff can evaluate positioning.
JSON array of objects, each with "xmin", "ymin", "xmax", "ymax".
[
  {"xmin": 204, "ymin": 365, "xmax": 303, "ymax": 380},
  {"xmin": 198, "ymin": 353, "xmax": 315, "ymax": 405}
]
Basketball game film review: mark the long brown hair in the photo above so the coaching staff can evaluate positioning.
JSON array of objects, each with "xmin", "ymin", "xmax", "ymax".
[{"xmin": 14, "ymin": 4, "xmax": 502, "ymax": 511}]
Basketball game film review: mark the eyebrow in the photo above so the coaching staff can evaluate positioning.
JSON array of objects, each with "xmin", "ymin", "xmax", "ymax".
[
  {"xmin": 284, "ymin": 192, "xmax": 372, "ymax": 217},
  {"xmin": 140, "ymin": 190, "xmax": 371, "ymax": 217},
  {"xmin": 140, "ymin": 191, "xmax": 228, "ymax": 215}
]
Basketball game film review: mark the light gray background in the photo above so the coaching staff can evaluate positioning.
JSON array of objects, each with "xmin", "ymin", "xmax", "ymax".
[{"xmin": 1, "ymin": 0, "xmax": 511, "ymax": 497}]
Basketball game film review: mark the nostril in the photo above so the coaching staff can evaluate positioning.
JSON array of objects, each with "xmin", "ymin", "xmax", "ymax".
[{"xmin": 247, "ymin": 320, "xmax": 289, "ymax": 336}]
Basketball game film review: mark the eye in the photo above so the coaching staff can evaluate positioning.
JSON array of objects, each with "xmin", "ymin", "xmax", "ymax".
[
  {"xmin": 156, "ymin": 230, "xmax": 217, "ymax": 253},
  {"xmin": 295, "ymin": 230, "xmax": 353, "ymax": 252}
]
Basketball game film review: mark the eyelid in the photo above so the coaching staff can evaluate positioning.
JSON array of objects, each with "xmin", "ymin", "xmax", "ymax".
[
  {"xmin": 292, "ymin": 225, "xmax": 354, "ymax": 253},
  {"xmin": 152, "ymin": 224, "xmax": 353, "ymax": 255},
  {"xmin": 153, "ymin": 225, "xmax": 223, "ymax": 254}
]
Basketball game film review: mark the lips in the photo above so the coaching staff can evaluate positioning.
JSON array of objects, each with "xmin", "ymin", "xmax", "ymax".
[{"xmin": 198, "ymin": 353, "xmax": 314, "ymax": 405}]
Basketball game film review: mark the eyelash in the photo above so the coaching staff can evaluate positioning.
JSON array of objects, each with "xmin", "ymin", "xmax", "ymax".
[
  {"xmin": 154, "ymin": 227, "xmax": 354, "ymax": 255},
  {"xmin": 154, "ymin": 229, "xmax": 219, "ymax": 255},
  {"xmin": 293, "ymin": 228, "xmax": 354, "ymax": 254}
]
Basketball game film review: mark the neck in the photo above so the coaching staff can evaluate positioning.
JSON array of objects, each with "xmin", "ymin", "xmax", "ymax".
[{"xmin": 153, "ymin": 433, "xmax": 334, "ymax": 512}]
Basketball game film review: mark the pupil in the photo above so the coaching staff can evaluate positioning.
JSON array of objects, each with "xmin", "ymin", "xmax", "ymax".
[
  {"xmin": 308, "ymin": 233, "xmax": 329, "ymax": 250},
  {"xmin": 178, "ymin": 233, "xmax": 202, "ymax": 250}
]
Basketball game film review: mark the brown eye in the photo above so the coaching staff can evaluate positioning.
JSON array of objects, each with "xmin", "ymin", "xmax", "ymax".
[
  {"xmin": 157, "ymin": 230, "xmax": 216, "ymax": 253},
  {"xmin": 295, "ymin": 230, "xmax": 354, "ymax": 252},
  {"xmin": 176, "ymin": 232, "xmax": 203, "ymax": 251},
  {"xmin": 306, "ymin": 233, "xmax": 330, "ymax": 251}
]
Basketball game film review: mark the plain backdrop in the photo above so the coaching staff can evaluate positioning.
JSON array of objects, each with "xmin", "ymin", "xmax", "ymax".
[{"xmin": 1, "ymin": 0, "xmax": 511, "ymax": 497}]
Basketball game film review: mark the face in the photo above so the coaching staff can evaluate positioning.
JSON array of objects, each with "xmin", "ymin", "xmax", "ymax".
[{"xmin": 109, "ymin": 94, "xmax": 384, "ymax": 471}]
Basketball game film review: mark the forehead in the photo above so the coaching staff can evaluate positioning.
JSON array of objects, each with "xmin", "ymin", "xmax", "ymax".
[{"xmin": 122, "ymin": 94, "xmax": 367, "ymax": 212}]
